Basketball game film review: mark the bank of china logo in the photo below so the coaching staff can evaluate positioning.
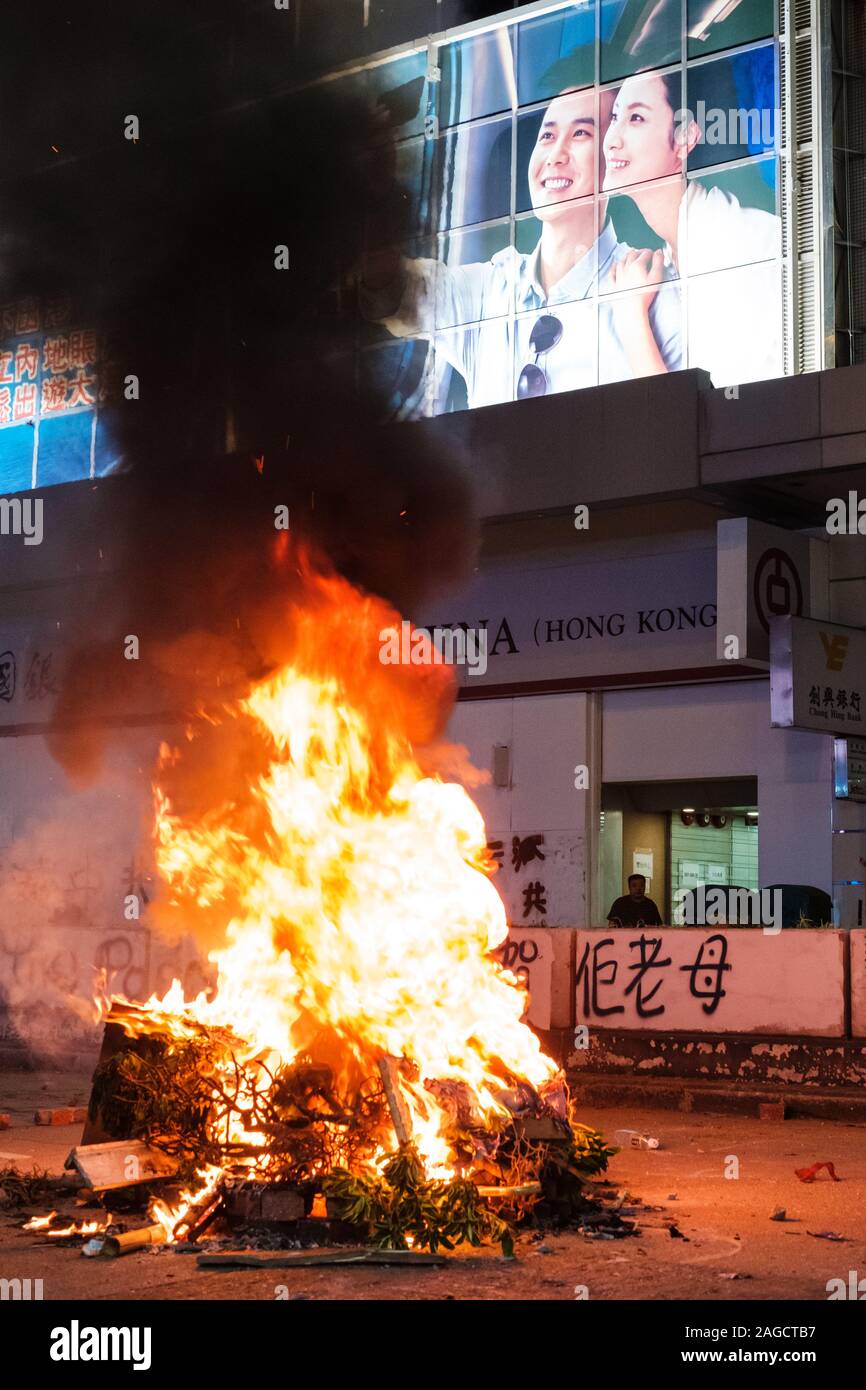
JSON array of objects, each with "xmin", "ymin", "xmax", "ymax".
[{"xmin": 820, "ymin": 632, "xmax": 849, "ymax": 672}]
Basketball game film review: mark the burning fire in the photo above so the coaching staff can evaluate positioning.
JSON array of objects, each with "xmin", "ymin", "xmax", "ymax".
[
  {"xmin": 24, "ymin": 1213, "xmax": 108, "ymax": 1238},
  {"xmin": 98, "ymin": 556, "xmax": 560, "ymax": 1234}
]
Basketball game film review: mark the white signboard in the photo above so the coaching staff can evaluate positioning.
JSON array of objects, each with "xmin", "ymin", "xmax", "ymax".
[
  {"xmin": 0, "ymin": 594, "xmax": 129, "ymax": 728},
  {"xmin": 680, "ymin": 861, "xmax": 704, "ymax": 888},
  {"xmin": 419, "ymin": 544, "xmax": 719, "ymax": 691},
  {"xmin": 716, "ymin": 518, "xmax": 815, "ymax": 664},
  {"xmin": 574, "ymin": 928, "xmax": 845, "ymax": 1036},
  {"xmin": 770, "ymin": 615, "xmax": 866, "ymax": 736},
  {"xmin": 632, "ymin": 850, "xmax": 653, "ymax": 882}
]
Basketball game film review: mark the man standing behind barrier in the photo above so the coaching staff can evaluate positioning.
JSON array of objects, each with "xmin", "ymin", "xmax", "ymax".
[{"xmin": 607, "ymin": 873, "xmax": 663, "ymax": 927}]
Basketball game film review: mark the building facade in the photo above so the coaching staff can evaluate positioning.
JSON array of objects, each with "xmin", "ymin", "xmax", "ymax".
[{"xmin": 2, "ymin": 0, "xmax": 866, "ymax": 1070}]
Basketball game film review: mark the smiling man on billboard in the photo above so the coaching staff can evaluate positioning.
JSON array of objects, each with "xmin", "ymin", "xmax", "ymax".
[{"xmin": 362, "ymin": 84, "xmax": 682, "ymax": 410}]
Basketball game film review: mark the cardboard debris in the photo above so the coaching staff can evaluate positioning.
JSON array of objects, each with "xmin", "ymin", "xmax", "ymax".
[{"xmin": 65, "ymin": 1141, "xmax": 179, "ymax": 1191}]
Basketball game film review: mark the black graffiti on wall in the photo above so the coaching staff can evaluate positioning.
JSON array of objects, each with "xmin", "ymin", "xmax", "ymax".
[
  {"xmin": 575, "ymin": 933, "xmax": 731, "ymax": 1019},
  {"xmin": 0, "ymin": 650, "xmax": 15, "ymax": 701}
]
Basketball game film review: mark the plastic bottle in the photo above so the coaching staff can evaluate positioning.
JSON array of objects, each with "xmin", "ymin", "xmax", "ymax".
[{"xmin": 614, "ymin": 1128, "xmax": 660, "ymax": 1150}]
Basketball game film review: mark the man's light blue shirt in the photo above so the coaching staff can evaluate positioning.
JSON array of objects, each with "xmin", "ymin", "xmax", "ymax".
[{"xmin": 372, "ymin": 220, "xmax": 682, "ymax": 410}]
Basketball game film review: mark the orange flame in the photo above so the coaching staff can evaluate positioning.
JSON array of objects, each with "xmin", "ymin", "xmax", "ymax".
[
  {"xmin": 102, "ymin": 558, "xmax": 558, "ymax": 1205},
  {"xmin": 23, "ymin": 1212, "xmax": 108, "ymax": 1238}
]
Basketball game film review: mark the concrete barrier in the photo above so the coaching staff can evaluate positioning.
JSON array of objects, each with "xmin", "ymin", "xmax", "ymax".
[
  {"xmin": 493, "ymin": 927, "xmax": 575, "ymax": 1031},
  {"xmin": 574, "ymin": 927, "xmax": 846, "ymax": 1037}
]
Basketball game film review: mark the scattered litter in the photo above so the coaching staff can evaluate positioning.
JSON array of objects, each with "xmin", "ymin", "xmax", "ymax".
[
  {"xmin": 720, "ymin": 1272, "xmax": 752, "ymax": 1280},
  {"xmin": 667, "ymin": 1224, "xmax": 689, "ymax": 1241},
  {"xmin": 34, "ymin": 1108, "xmax": 86, "ymax": 1127},
  {"xmin": 759, "ymin": 1101, "xmax": 785, "ymax": 1121},
  {"xmin": 795, "ymin": 1161, "xmax": 841, "ymax": 1183},
  {"xmin": 537, "ymin": 1243, "xmax": 554, "ymax": 1254},
  {"xmin": 770, "ymin": 1207, "xmax": 786, "ymax": 1221},
  {"xmin": 614, "ymin": 1129, "xmax": 660, "ymax": 1151},
  {"xmin": 667, "ymin": 1193, "xmax": 678, "ymax": 1201},
  {"xmin": 82, "ymin": 1226, "xmax": 165, "ymax": 1257},
  {"xmin": 807, "ymin": 1230, "xmax": 848, "ymax": 1242}
]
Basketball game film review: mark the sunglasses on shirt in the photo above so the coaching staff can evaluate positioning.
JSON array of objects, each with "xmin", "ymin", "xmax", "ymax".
[{"xmin": 517, "ymin": 313, "xmax": 563, "ymax": 400}]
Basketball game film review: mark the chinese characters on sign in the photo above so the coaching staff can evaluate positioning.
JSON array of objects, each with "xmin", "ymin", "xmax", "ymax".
[
  {"xmin": 0, "ymin": 646, "xmax": 60, "ymax": 714},
  {"xmin": 0, "ymin": 297, "xmax": 115, "ymax": 491},
  {"xmin": 771, "ymin": 616, "xmax": 866, "ymax": 735},
  {"xmin": 0, "ymin": 299, "xmax": 97, "ymax": 427},
  {"xmin": 808, "ymin": 685, "xmax": 861, "ymax": 718}
]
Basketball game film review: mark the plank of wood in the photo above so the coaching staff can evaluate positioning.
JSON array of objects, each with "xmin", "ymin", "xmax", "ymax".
[
  {"xmin": 376, "ymin": 1056, "xmax": 413, "ymax": 1147},
  {"xmin": 197, "ymin": 1248, "xmax": 449, "ymax": 1269},
  {"xmin": 476, "ymin": 1183, "xmax": 542, "ymax": 1198}
]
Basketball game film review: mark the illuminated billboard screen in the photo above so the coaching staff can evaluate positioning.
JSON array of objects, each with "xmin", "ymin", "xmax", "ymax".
[
  {"xmin": 0, "ymin": 296, "xmax": 118, "ymax": 493},
  {"xmin": 355, "ymin": 0, "xmax": 785, "ymax": 417}
]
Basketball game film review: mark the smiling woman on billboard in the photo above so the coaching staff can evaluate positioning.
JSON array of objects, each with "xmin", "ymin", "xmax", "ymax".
[
  {"xmin": 362, "ymin": 80, "xmax": 682, "ymax": 410},
  {"xmin": 602, "ymin": 63, "xmax": 782, "ymax": 385}
]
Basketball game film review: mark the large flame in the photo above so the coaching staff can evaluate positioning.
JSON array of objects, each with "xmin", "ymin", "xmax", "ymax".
[{"xmin": 103, "ymin": 557, "xmax": 558, "ymax": 1206}]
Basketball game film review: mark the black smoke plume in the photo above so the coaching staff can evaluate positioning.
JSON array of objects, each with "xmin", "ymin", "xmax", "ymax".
[{"xmin": 1, "ymin": 3, "xmax": 477, "ymax": 779}]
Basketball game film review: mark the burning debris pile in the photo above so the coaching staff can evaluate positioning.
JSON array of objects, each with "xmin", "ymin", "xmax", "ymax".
[
  {"xmin": 80, "ymin": 1011, "xmax": 612, "ymax": 1256},
  {"xmin": 48, "ymin": 557, "xmax": 616, "ymax": 1258}
]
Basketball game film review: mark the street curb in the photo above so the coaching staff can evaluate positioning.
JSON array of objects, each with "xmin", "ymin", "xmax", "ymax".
[{"xmin": 568, "ymin": 1072, "xmax": 866, "ymax": 1122}]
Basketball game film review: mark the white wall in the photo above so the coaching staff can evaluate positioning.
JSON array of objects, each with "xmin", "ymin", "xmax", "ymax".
[
  {"xmin": 446, "ymin": 693, "xmax": 591, "ymax": 926},
  {"xmin": 602, "ymin": 680, "xmax": 834, "ymax": 899},
  {"xmin": 451, "ymin": 680, "xmax": 836, "ymax": 924}
]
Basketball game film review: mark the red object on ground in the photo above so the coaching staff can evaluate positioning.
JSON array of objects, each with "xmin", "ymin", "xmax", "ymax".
[
  {"xmin": 795, "ymin": 1161, "xmax": 841, "ymax": 1183},
  {"xmin": 33, "ymin": 1107, "xmax": 87, "ymax": 1127},
  {"xmin": 0, "ymin": 1113, "xmax": 11, "ymax": 1130}
]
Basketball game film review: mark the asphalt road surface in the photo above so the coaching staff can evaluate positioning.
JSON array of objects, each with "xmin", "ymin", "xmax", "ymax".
[{"xmin": 1, "ymin": 1074, "xmax": 864, "ymax": 1301}]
